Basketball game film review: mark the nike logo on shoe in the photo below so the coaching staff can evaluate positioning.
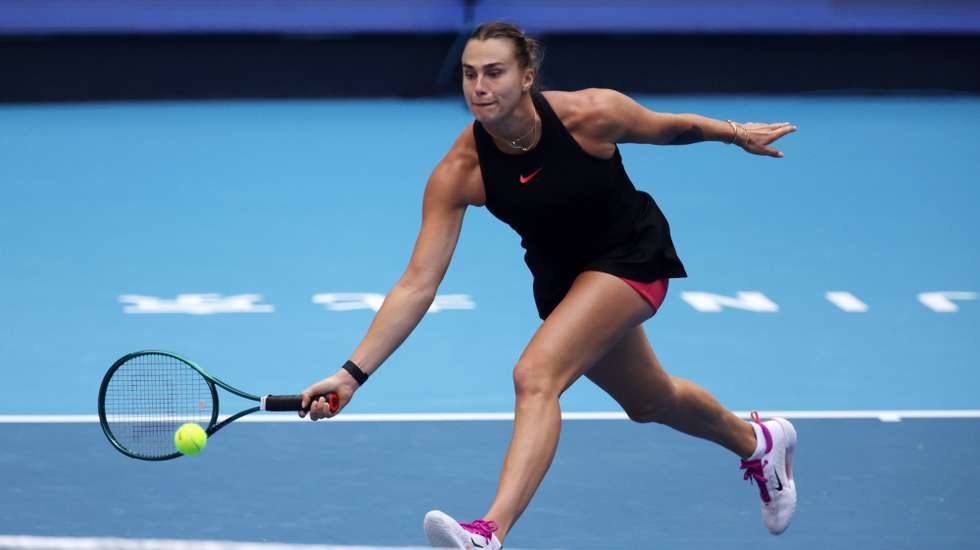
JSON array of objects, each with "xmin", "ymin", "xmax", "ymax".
[
  {"xmin": 519, "ymin": 166, "xmax": 543, "ymax": 184},
  {"xmin": 773, "ymin": 469, "xmax": 784, "ymax": 491},
  {"xmin": 470, "ymin": 536, "xmax": 487, "ymax": 548}
]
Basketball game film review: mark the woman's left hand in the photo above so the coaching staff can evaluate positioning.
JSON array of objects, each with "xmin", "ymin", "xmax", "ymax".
[{"xmin": 734, "ymin": 122, "xmax": 797, "ymax": 158}]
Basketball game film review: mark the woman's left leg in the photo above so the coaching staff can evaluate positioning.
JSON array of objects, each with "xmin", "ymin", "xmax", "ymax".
[{"xmin": 483, "ymin": 271, "xmax": 656, "ymax": 542}]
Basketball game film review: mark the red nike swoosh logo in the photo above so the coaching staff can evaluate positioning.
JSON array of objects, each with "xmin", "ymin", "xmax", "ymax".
[{"xmin": 519, "ymin": 166, "xmax": 543, "ymax": 184}]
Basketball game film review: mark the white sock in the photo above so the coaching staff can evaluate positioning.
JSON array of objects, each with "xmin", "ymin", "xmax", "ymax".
[{"xmin": 747, "ymin": 421, "xmax": 768, "ymax": 461}]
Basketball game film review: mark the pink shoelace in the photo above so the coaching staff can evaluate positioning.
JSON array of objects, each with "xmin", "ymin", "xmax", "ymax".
[
  {"xmin": 741, "ymin": 458, "xmax": 771, "ymax": 503},
  {"xmin": 741, "ymin": 410, "xmax": 774, "ymax": 503},
  {"xmin": 459, "ymin": 519, "xmax": 499, "ymax": 541}
]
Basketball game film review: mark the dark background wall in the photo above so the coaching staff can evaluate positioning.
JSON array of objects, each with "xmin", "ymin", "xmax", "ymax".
[
  {"xmin": 2, "ymin": 1, "xmax": 979, "ymax": 102},
  {"xmin": 2, "ymin": 33, "xmax": 978, "ymax": 103}
]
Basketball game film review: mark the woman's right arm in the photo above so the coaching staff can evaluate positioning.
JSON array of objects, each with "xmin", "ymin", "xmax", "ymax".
[{"xmin": 300, "ymin": 140, "xmax": 475, "ymax": 419}]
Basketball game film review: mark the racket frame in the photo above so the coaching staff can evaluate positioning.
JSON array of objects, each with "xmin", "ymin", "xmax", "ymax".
[{"xmin": 98, "ymin": 350, "xmax": 263, "ymax": 461}]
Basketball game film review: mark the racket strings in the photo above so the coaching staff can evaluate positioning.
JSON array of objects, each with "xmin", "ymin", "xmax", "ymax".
[{"xmin": 102, "ymin": 353, "xmax": 214, "ymax": 458}]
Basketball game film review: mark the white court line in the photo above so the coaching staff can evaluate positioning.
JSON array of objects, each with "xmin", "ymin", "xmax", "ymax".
[
  {"xmin": 1, "ymin": 410, "xmax": 979, "ymax": 423},
  {"xmin": 0, "ymin": 536, "xmax": 537, "ymax": 550}
]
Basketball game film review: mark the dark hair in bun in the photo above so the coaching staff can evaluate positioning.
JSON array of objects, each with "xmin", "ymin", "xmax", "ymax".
[{"xmin": 469, "ymin": 21, "xmax": 544, "ymax": 91}]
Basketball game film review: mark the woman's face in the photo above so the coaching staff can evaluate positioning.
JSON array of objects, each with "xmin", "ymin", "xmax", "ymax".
[{"xmin": 461, "ymin": 38, "xmax": 534, "ymax": 123}]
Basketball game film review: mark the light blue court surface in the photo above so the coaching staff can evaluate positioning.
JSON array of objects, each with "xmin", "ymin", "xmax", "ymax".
[{"xmin": 1, "ymin": 96, "xmax": 978, "ymax": 548}]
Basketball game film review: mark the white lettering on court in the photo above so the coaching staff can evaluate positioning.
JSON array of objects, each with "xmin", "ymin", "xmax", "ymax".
[
  {"xmin": 825, "ymin": 292, "xmax": 869, "ymax": 312},
  {"xmin": 313, "ymin": 293, "xmax": 386, "ymax": 312},
  {"xmin": 118, "ymin": 294, "xmax": 274, "ymax": 315},
  {"xmin": 679, "ymin": 291, "xmax": 779, "ymax": 313},
  {"xmin": 429, "ymin": 294, "xmax": 476, "ymax": 312},
  {"xmin": 312, "ymin": 293, "xmax": 475, "ymax": 313},
  {"xmin": 917, "ymin": 291, "xmax": 978, "ymax": 313}
]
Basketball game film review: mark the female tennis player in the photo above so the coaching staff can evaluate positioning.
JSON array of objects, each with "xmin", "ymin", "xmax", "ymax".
[{"xmin": 299, "ymin": 21, "xmax": 798, "ymax": 549}]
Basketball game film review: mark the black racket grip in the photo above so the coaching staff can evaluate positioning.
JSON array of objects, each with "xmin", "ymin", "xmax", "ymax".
[{"xmin": 264, "ymin": 393, "xmax": 338, "ymax": 414}]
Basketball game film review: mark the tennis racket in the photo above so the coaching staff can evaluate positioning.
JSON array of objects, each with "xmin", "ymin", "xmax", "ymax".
[{"xmin": 98, "ymin": 350, "xmax": 338, "ymax": 461}]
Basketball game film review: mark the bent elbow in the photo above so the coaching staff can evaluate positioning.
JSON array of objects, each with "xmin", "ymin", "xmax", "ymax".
[{"xmin": 396, "ymin": 274, "xmax": 440, "ymax": 300}]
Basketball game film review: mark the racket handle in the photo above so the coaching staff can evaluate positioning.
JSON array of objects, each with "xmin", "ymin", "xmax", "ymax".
[{"xmin": 262, "ymin": 393, "xmax": 339, "ymax": 414}]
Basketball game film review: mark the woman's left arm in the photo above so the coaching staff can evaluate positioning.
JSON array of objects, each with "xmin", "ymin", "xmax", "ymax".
[{"xmin": 588, "ymin": 88, "xmax": 797, "ymax": 158}]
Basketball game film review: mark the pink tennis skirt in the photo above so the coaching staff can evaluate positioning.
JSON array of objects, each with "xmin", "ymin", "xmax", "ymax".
[{"xmin": 619, "ymin": 277, "xmax": 670, "ymax": 314}]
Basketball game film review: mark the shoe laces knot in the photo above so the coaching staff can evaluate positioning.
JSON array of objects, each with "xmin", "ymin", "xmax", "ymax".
[
  {"xmin": 740, "ymin": 458, "xmax": 772, "ymax": 503},
  {"xmin": 459, "ymin": 519, "xmax": 499, "ymax": 540}
]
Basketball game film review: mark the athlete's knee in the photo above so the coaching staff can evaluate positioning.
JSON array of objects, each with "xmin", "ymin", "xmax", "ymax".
[
  {"xmin": 625, "ymin": 379, "xmax": 679, "ymax": 424},
  {"xmin": 512, "ymin": 355, "xmax": 563, "ymax": 400}
]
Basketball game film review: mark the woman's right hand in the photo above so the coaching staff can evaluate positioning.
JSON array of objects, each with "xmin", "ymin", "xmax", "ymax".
[{"xmin": 298, "ymin": 370, "xmax": 359, "ymax": 421}]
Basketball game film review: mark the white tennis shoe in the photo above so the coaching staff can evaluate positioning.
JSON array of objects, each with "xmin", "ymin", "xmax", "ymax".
[
  {"xmin": 740, "ymin": 412, "xmax": 798, "ymax": 534},
  {"xmin": 424, "ymin": 510, "xmax": 502, "ymax": 550}
]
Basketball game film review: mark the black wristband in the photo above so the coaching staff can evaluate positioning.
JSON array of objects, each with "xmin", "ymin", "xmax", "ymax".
[{"xmin": 342, "ymin": 360, "xmax": 369, "ymax": 386}]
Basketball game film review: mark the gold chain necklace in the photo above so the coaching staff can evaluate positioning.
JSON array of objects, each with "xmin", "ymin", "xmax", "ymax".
[{"xmin": 486, "ymin": 115, "xmax": 538, "ymax": 152}]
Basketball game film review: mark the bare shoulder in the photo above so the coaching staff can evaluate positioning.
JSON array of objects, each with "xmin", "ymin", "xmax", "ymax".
[
  {"xmin": 541, "ymin": 90, "xmax": 591, "ymax": 129},
  {"xmin": 544, "ymin": 88, "xmax": 630, "ymax": 127},
  {"xmin": 430, "ymin": 125, "xmax": 485, "ymax": 207},
  {"xmin": 542, "ymin": 87, "xmax": 621, "ymax": 112},
  {"xmin": 542, "ymin": 89, "xmax": 623, "ymax": 157}
]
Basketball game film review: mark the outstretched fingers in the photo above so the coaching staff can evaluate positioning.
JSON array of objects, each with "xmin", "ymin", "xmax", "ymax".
[
  {"xmin": 765, "ymin": 124, "xmax": 797, "ymax": 157},
  {"xmin": 743, "ymin": 122, "xmax": 797, "ymax": 158}
]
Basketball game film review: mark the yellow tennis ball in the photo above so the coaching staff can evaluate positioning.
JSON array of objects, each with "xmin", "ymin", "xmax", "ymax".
[{"xmin": 174, "ymin": 422, "xmax": 207, "ymax": 456}]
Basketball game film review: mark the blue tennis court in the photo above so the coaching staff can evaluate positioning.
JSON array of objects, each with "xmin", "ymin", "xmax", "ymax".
[{"xmin": 1, "ymin": 95, "xmax": 978, "ymax": 549}]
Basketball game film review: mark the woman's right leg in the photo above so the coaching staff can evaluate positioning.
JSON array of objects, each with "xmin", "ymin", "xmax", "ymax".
[
  {"xmin": 585, "ymin": 324, "xmax": 757, "ymax": 459},
  {"xmin": 480, "ymin": 271, "xmax": 658, "ymax": 543}
]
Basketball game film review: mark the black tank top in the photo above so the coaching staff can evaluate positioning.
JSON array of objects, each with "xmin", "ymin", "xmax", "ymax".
[{"xmin": 473, "ymin": 92, "xmax": 687, "ymax": 319}]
